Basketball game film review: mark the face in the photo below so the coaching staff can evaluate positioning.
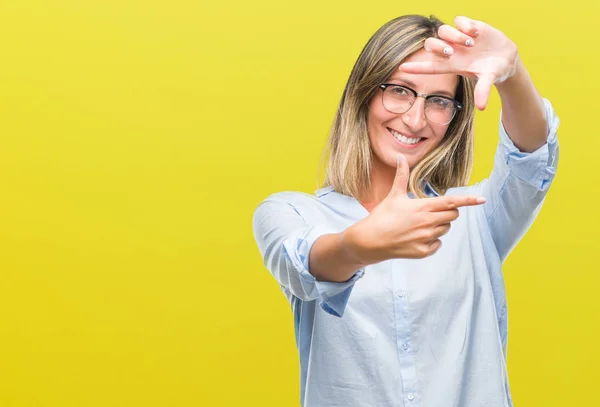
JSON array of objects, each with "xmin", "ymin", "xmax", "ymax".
[{"xmin": 367, "ymin": 48, "xmax": 460, "ymax": 170}]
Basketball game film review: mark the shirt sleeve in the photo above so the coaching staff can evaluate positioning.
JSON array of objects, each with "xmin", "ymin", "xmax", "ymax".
[
  {"xmin": 475, "ymin": 97, "xmax": 560, "ymax": 262},
  {"xmin": 252, "ymin": 193, "xmax": 365, "ymax": 317}
]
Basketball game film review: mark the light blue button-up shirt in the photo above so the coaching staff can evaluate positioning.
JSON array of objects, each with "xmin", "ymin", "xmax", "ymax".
[{"xmin": 252, "ymin": 98, "xmax": 559, "ymax": 407}]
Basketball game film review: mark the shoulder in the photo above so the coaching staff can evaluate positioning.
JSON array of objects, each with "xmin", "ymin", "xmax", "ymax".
[
  {"xmin": 253, "ymin": 191, "xmax": 327, "ymax": 219},
  {"xmin": 252, "ymin": 190, "xmax": 333, "ymax": 228},
  {"xmin": 259, "ymin": 190, "xmax": 321, "ymax": 206},
  {"xmin": 254, "ymin": 187, "xmax": 342, "ymax": 222},
  {"xmin": 259, "ymin": 186, "xmax": 335, "ymax": 205}
]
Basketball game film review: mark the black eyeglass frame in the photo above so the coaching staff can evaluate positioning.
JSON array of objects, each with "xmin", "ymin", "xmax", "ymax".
[{"xmin": 378, "ymin": 83, "xmax": 463, "ymax": 124}]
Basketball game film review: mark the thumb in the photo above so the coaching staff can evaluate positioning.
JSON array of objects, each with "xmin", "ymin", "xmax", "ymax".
[
  {"xmin": 390, "ymin": 153, "xmax": 410, "ymax": 197},
  {"xmin": 474, "ymin": 72, "xmax": 495, "ymax": 111}
]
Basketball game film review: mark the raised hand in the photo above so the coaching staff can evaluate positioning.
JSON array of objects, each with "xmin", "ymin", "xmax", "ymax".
[
  {"xmin": 341, "ymin": 153, "xmax": 486, "ymax": 264},
  {"xmin": 399, "ymin": 16, "xmax": 519, "ymax": 111}
]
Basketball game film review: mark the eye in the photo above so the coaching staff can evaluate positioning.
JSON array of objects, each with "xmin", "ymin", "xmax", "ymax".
[
  {"xmin": 391, "ymin": 86, "xmax": 410, "ymax": 96},
  {"xmin": 428, "ymin": 96, "xmax": 452, "ymax": 109}
]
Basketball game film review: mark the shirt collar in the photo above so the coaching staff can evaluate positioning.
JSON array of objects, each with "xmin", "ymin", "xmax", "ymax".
[
  {"xmin": 423, "ymin": 182, "xmax": 440, "ymax": 197},
  {"xmin": 314, "ymin": 182, "xmax": 439, "ymax": 198},
  {"xmin": 315, "ymin": 186, "xmax": 335, "ymax": 198}
]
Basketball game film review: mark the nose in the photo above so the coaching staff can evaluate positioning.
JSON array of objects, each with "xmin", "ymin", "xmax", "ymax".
[{"xmin": 400, "ymin": 96, "xmax": 427, "ymax": 132}]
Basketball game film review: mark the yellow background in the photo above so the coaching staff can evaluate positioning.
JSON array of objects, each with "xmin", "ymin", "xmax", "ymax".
[{"xmin": 0, "ymin": 0, "xmax": 598, "ymax": 406}]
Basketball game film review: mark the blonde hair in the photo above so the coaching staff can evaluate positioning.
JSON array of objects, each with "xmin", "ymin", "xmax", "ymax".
[{"xmin": 320, "ymin": 15, "xmax": 476, "ymax": 199}]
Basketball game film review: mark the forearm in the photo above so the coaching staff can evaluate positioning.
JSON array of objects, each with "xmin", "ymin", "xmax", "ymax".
[
  {"xmin": 496, "ymin": 56, "xmax": 548, "ymax": 152},
  {"xmin": 308, "ymin": 229, "xmax": 370, "ymax": 283}
]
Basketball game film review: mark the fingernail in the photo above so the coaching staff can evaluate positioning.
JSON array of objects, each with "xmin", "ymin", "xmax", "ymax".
[
  {"xmin": 397, "ymin": 154, "xmax": 403, "ymax": 164},
  {"xmin": 443, "ymin": 47, "xmax": 453, "ymax": 55},
  {"xmin": 476, "ymin": 197, "xmax": 486, "ymax": 204},
  {"xmin": 424, "ymin": 45, "xmax": 431, "ymax": 52},
  {"xmin": 465, "ymin": 39, "xmax": 474, "ymax": 46}
]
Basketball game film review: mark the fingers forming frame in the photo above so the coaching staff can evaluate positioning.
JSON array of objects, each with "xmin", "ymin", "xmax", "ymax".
[
  {"xmin": 422, "ymin": 16, "xmax": 484, "ymax": 59},
  {"xmin": 431, "ymin": 209, "xmax": 460, "ymax": 225},
  {"xmin": 424, "ymin": 38, "xmax": 456, "ymax": 57},
  {"xmin": 427, "ymin": 239, "xmax": 443, "ymax": 255},
  {"xmin": 454, "ymin": 16, "xmax": 484, "ymax": 39},
  {"xmin": 437, "ymin": 25, "xmax": 475, "ymax": 53},
  {"xmin": 431, "ymin": 223, "xmax": 451, "ymax": 241},
  {"xmin": 427, "ymin": 195, "xmax": 486, "ymax": 212}
]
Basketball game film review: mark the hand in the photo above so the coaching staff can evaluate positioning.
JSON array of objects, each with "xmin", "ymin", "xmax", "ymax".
[
  {"xmin": 399, "ymin": 16, "xmax": 519, "ymax": 111},
  {"xmin": 341, "ymin": 153, "xmax": 486, "ymax": 263}
]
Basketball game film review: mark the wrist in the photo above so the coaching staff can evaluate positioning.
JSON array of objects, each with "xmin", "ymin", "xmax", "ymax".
[
  {"xmin": 495, "ymin": 51, "xmax": 523, "ymax": 91},
  {"xmin": 339, "ymin": 224, "xmax": 372, "ymax": 267}
]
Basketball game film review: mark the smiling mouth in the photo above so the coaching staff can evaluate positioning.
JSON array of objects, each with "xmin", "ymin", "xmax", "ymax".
[{"xmin": 387, "ymin": 127, "xmax": 425, "ymax": 146}]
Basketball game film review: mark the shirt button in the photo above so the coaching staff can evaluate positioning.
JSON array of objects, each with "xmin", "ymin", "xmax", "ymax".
[
  {"xmin": 407, "ymin": 393, "xmax": 415, "ymax": 401},
  {"xmin": 397, "ymin": 291, "xmax": 405, "ymax": 298},
  {"xmin": 402, "ymin": 343, "xmax": 409, "ymax": 351}
]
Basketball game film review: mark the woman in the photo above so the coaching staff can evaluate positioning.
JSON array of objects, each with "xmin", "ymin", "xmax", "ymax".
[{"xmin": 252, "ymin": 14, "xmax": 559, "ymax": 407}]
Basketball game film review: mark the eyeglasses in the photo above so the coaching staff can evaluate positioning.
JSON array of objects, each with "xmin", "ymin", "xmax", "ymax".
[{"xmin": 379, "ymin": 83, "xmax": 463, "ymax": 125}]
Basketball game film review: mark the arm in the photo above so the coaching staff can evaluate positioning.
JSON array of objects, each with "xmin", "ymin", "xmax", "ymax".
[
  {"xmin": 398, "ymin": 17, "xmax": 561, "ymax": 261},
  {"xmin": 310, "ymin": 232, "xmax": 369, "ymax": 283},
  {"xmin": 475, "ymin": 97, "xmax": 559, "ymax": 262},
  {"xmin": 496, "ymin": 57, "xmax": 548, "ymax": 152},
  {"xmin": 252, "ymin": 180, "xmax": 485, "ymax": 315},
  {"xmin": 252, "ymin": 193, "xmax": 366, "ymax": 317},
  {"xmin": 481, "ymin": 55, "xmax": 560, "ymax": 261}
]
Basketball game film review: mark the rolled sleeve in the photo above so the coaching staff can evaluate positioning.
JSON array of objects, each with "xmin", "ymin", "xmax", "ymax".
[
  {"xmin": 498, "ymin": 97, "xmax": 560, "ymax": 190},
  {"xmin": 283, "ymin": 225, "xmax": 365, "ymax": 317},
  {"xmin": 474, "ymin": 97, "xmax": 560, "ymax": 262},
  {"xmin": 253, "ymin": 194, "xmax": 365, "ymax": 318}
]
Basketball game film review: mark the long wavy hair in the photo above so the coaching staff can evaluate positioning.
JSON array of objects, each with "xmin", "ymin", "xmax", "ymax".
[{"xmin": 320, "ymin": 14, "xmax": 476, "ymax": 199}]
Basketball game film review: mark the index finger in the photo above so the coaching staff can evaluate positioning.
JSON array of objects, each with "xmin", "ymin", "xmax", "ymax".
[
  {"xmin": 399, "ymin": 60, "xmax": 458, "ymax": 75},
  {"xmin": 425, "ymin": 195, "xmax": 486, "ymax": 211},
  {"xmin": 454, "ymin": 16, "xmax": 486, "ymax": 38}
]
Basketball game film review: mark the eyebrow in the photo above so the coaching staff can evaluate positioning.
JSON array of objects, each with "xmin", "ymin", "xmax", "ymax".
[{"xmin": 386, "ymin": 77, "xmax": 456, "ymax": 99}]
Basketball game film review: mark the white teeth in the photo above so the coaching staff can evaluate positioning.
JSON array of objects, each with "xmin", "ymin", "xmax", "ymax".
[{"xmin": 389, "ymin": 128, "xmax": 422, "ymax": 145}]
